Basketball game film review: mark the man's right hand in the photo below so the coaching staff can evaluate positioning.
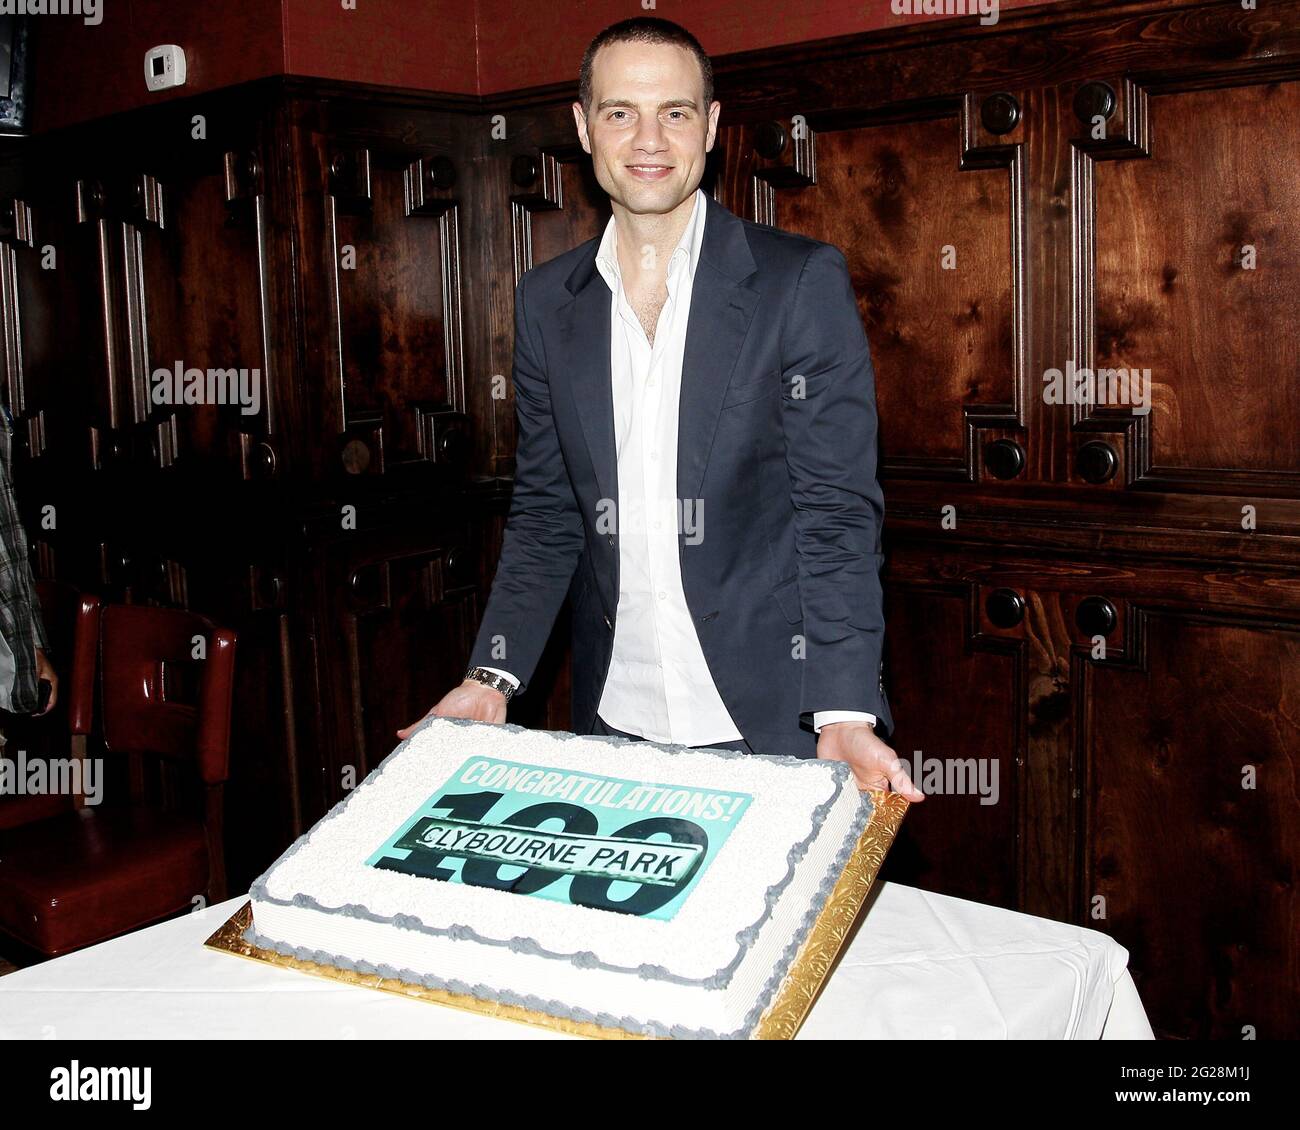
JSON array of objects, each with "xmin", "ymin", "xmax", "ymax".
[{"xmin": 396, "ymin": 679, "xmax": 507, "ymax": 740}]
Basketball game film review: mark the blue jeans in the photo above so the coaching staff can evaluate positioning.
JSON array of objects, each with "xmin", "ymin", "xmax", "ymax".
[{"xmin": 591, "ymin": 714, "xmax": 754, "ymax": 754}]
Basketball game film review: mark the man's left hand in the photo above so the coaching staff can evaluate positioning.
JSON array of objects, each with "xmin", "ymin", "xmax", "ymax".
[
  {"xmin": 817, "ymin": 721, "xmax": 924, "ymax": 799},
  {"xmin": 34, "ymin": 647, "xmax": 57, "ymax": 715}
]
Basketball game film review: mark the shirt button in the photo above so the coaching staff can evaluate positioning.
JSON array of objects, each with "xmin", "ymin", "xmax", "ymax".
[{"xmin": 657, "ymin": 591, "xmax": 667, "ymax": 600}]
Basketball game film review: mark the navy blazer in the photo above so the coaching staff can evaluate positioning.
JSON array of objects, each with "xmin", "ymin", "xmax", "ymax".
[{"xmin": 467, "ymin": 192, "xmax": 891, "ymax": 756}]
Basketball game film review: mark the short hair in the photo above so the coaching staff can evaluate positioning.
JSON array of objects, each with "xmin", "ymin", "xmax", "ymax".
[{"xmin": 578, "ymin": 17, "xmax": 713, "ymax": 117}]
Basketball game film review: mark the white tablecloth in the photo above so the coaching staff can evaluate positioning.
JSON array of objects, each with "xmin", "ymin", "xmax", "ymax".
[{"xmin": 0, "ymin": 880, "xmax": 1152, "ymax": 1040}]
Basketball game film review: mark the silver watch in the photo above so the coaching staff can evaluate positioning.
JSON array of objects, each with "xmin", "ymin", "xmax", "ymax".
[{"xmin": 465, "ymin": 666, "xmax": 516, "ymax": 701}]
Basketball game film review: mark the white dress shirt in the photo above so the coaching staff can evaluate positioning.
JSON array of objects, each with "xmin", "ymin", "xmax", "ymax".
[{"xmin": 484, "ymin": 188, "xmax": 875, "ymax": 742}]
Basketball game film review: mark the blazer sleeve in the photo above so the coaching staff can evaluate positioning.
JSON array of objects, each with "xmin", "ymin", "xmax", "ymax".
[
  {"xmin": 780, "ymin": 243, "xmax": 892, "ymax": 736},
  {"xmin": 465, "ymin": 269, "xmax": 585, "ymax": 694}
]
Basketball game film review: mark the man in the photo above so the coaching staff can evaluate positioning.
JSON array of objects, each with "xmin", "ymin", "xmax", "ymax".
[{"xmin": 401, "ymin": 18, "xmax": 920, "ymax": 799}]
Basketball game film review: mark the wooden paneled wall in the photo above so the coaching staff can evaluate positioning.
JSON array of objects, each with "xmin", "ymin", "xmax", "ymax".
[{"xmin": 0, "ymin": 0, "xmax": 1295, "ymax": 1037}]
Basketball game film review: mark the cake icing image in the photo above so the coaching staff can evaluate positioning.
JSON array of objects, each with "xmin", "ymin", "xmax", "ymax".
[
  {"xmin": 365, "ymin": 752, "xmax": 752, "ymax": 922},
  {"xmin": 239, "ymin": 717, "xmax": 891, "ymax": 1039}
]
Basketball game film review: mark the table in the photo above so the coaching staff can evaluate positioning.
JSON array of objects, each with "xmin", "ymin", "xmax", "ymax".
[{"xmin": 0, "ymin": 880, "xmax": 1153, "ymax": 1039}]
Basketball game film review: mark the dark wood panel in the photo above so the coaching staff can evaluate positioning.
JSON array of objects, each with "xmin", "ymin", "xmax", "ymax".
[
  {"xmin": 324, "ymin": 146, "xmax": 461, "ymax": 469},
  {"xmin": 13, "ymin": 182, "xmax": 120, "ymax": 469},
  {"xmin": 1087, "ymin": 80, "xmax": 1300, "ymax": 495},
  {"xmin": 135, "ymin": 159, "xmax": 272, "ymax": 469},
  {"xmin": 882, "ymin": 537, "xmax": 1300, "ymax": 1038},
  {"xmin": 289, "ymin": 95, "xmax": 471, "ymax": 485},
  {"xmin": 878, "ymin": 582, "xmax": 1021, "ymax": 908},
  {"xmin": 1080, "ymin": 612, "xmax": 1300, "ymax": 1038},
  {"xmin": 724, "ymin": 110, "xmax": 1023, "ymax": 481},
  {"xmin": 312, "ymin": 516, "xmax": 479, "ymax": 815}
]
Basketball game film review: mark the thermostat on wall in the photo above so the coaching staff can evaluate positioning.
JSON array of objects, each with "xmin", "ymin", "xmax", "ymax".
[{"xmin": 144, "ymin": 45, "xmax": 187, "ymax": 92}]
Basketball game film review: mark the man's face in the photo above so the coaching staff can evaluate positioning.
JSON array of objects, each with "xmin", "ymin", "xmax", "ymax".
[{"xmin": 574, "ymin": 40, "xmax": 720, "ymax": 217}]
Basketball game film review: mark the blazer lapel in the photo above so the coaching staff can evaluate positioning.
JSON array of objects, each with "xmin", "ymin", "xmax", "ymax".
[
  {"xmin": 557, "ymin": 254, "xmax": 616, "ymax": 508},
  {"xmin": 677, "ymin": 196, "xmax": 760, "ymax": 504}
]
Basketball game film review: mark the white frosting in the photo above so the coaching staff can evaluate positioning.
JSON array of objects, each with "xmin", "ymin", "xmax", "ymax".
[{"xmin": 251, "ymin": 719, "xmax": 864, "ymax": 1036}]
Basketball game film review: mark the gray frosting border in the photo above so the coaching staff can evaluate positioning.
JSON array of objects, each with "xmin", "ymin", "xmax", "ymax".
[{"xmin": 246, "ymin": 716, "xmax": 873, "ymax": 1037}]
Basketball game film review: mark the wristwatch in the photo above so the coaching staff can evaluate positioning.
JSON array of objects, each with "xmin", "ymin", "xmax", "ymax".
[{"xmin": 464, "ymin": 666, "xmax": 516, "ymax": 701}]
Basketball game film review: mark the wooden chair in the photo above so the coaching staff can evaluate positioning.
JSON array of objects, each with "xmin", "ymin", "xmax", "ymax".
[{"xmin": 0, "ymin": 599, "xmax": 236, "ymax": 958}]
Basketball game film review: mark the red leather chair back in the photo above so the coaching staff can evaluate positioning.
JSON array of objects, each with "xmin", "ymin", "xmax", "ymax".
[
  {"xmin": 75, "ymin": 603, "xmax": 237, "ymax": 785},
  {"xmin": 66, "ymin": 594, "xmax": 101, "ymax": 737}
]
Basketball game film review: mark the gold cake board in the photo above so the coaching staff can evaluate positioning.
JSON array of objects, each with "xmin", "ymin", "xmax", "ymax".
[{"xmin": 205, "ymin": 789, "xmax": 909, "ymax": 1040}]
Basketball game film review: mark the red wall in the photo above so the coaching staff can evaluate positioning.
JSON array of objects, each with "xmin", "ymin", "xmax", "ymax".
[
  {"xmin": 30, "ymin": 0, "xmax": 285, "ymax": 133},
  {"xmin": 32, "ymin": 0, "xmax": 1067, "ymax": 133},
  {"xmin": 473, "ymin": 0, "xmax": 1053, "ymax": 95},
  {"xmin": 281, "ymin": 0, "xmax": 478, "ymax": 96}
]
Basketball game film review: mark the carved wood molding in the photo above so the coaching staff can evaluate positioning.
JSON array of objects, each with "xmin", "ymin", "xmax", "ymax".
[
  {"xmin": 750, "ymin": 117, "xmax": 816, "ymax": 227},
  {"xmin": 406, "ymin": 154, "xmax": 466, "ymax": 418},
  {"xmin": 1069, "ymin": 77, "xmax": 1151, "ymax": 493},
  {"xmin": 226, "ymin": 149, "xmax": 279, "ymax": 444},
  {"xmin": 508, "ymin": 146, "xmax": 571, "ymax": 283},
  {"xmin": 959, "ymin": 89, "xmax": 1030, "ymax": 466},
  {"xmin": 0, "ymin": 199, "xmax": 34, "ymax": 442}
]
